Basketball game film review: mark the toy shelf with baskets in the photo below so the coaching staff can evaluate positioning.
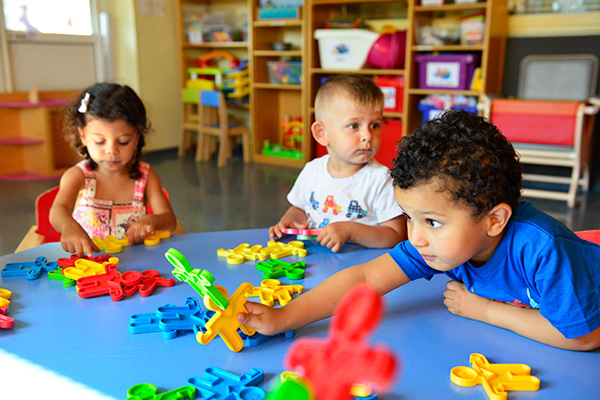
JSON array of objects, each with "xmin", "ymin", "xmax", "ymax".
[
  {"xmin": 403, "ymin": 0, "xmax": 507, "ymax": 136},
  {"xmin": 307, "ymin": 0, "xmax": 408, "ymax": 167}
]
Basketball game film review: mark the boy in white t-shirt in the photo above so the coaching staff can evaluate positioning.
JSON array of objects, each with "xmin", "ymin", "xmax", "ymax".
[{"xmin": 269, "ymin": 75, "xmax": 406, "ymax": 252}]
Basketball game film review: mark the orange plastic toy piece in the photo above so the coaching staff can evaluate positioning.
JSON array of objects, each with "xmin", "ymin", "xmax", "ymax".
[
  {"xmin": 450, "ymin": 353, "xmax": 540, "ymax": 400},
  {"xmin": 246, "ymin": 279, "xmax": 303, "ymax": 306},
  {"xmin": 93, "ymin": 235, "xmax": 129, "ymax": 253},
  {"xmin": 262, "ymin": 240, "xmax": 307, "ymax": 259},
  {"xmin": 196, "ymin": 283, "xmax": 256, "ymax": 352},
  {"xmin": 285, "ymin": 283, "xmax": 398, "ymax": 400},
  {"xmin": 144, "ymin": 231, "xmax": 171, "ymax": 246}
]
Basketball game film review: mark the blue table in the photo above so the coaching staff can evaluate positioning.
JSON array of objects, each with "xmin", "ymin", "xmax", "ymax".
[{"xmin": 0, "ymin": 229, "xmax": 598, "ymax": 399}]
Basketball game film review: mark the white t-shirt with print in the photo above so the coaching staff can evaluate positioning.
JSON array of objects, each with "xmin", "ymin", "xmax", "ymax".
[{"xmin": 287, "ymin": 155, "xmax": 403, "ymax": 229}]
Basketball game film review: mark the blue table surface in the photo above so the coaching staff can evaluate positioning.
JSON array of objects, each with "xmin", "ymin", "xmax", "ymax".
[{"xmin": 0, "ymin": 229, "xmax": 598, "ymax": 399}]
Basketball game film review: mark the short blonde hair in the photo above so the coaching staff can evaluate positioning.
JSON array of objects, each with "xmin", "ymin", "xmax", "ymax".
[{"xmin": 314, "ymin": 75, "xmax": 384, "ymax": 121}]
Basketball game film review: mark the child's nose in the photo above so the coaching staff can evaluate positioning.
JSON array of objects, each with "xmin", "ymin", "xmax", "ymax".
[
  {"xmin": 409, "ymin": 224, "xmax": 427, "ymax": 247},
  {"xmin": 361, "ymin": 127, "xmax": 372, "ymax": 141},
  {"xmin": 105, "ymin": 142, "xmax": 118, "ymax": 154}
]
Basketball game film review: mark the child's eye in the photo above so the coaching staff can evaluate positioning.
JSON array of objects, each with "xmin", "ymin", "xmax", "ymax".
[
  {"xmin": 348, "ymin": 123, "xmax": 359, "ymax": 130},
  {"xmin": 94, "ymin": 141, "xmax": 105, "ymax": 145},
  {"xmin": 427, "ymin": 219, "xmax": 442, "ymax": 228},
  {"xmin": 370, "ymin": 122, "xmax": 382, "ymax": 130},
  {"xmin": 118, "ymin": 141, "xmax": 130, "ymax": 146}
]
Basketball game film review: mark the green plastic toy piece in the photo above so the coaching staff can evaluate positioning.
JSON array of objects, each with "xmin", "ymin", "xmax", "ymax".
[
  {"xmin": 164, "ymin": 248, "xmax": 230, "ymax": 310},
  {"xmin": 257, "ymin": 259, "xmax": 306, "ymax": 280},
  {"xmin": 126, "ymin": 383, "xmax": 196, "ymax": 400},
  {"xmin": 48, "ymin": 269, "xmax": 76, "ymax": 287},
  {"xmin": 266, "ymin": 380, "xmax": 313, "ymax": 400}
]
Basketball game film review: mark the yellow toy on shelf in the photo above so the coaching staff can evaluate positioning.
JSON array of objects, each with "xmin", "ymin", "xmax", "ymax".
[{"xmin": 450, "ymin": 353, "xmax": 540, "ymax": 400}]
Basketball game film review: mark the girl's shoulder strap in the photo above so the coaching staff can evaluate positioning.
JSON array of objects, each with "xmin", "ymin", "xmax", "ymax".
[
  {"xmin": 75, "ymin": 160, "xmax": 95, "ymax": 178},
  {"xmin": 132, "ymin": 161, "xmax": 150, "ymax": 203},
  {"xmin": 75, "ymin": 160, "xmax": 97, "ymax": 199}
]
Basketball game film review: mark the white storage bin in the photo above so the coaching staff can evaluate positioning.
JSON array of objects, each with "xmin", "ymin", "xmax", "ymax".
[{"xmin": 314, "ymin": 29, "xmax": 379, "ymax": 70}]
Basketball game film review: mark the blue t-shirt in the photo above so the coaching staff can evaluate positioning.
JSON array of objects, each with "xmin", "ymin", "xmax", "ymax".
[{"xmin": 388, "ymin": 201, "xmax": 600, "ymax": 339}]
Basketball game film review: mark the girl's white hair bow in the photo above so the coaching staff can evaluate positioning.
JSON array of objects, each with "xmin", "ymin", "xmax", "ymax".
[{"xmin": 78, "ymin": 92, "xmax": 91, "ymax": 113}]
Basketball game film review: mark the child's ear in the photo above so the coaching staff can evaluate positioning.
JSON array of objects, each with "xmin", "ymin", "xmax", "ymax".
[
  {"xmin": 486, "ymin": 203, "xmax": 512, "ymax": 237},
  {"xmin": 78, "ymin": 126, "xmax": 86, "ymax": 141},
  {"xmin": 311, "ymin": 121, "xmax": 329, "ymax": 146}
]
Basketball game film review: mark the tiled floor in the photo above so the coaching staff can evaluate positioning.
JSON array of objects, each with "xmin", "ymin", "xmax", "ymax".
[{"xmin": 1, "ymin": 149, "xmax": 599, "ymax": 256}]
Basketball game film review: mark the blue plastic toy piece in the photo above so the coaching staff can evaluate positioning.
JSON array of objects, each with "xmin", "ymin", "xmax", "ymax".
[
  {"xmin": 129, "ymin": 297, "xmax": 216, "ymax": 340},
  {"xmin": 187, "ymin": 367, "xmax": 265, "ymax": 400},
  {"xmin": 2, "ymin": 257, "xmax": 58, "ymax": 280},
  {"xmin": 240, "ymin": 330, "xmax": 295, "ymax": 348}
]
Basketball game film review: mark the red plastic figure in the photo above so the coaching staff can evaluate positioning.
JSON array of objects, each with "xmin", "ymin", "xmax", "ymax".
[{"xmin": 285, "ymin": 283, "xmax": 399, "ymax": 400}]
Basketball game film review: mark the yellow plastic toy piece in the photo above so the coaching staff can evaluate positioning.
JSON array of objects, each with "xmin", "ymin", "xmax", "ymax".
[
  {"xmin": 196, "ymin": 283, "xmax": 256, "ymax": 352},
  {"xmin": 217, "ymin": 243, "xmax": 268, "ymax": 264},
  {"xmin": 144, "ymin": 231, "xmax": 171, "ymax": 246},
  {"xmin": 261, "ymin": 241, "xmax": 307, "ymax": 259},
  {"xmin": 0, "ymin": 288, "xmax": 11, "ymax": 308},
  {"xmin": 63, "ymin": 257, "xmax": 119, "ymax": 281},
  {"xmin": 450, "ymin": 353, "xmax": 540, "ymax": 400},
  {"xmin": 246, "ymin": 279, "xmax": 303, "ymax": 306},
  {"xmin": 93, "ymin": 235, "xmax": 129, "ymax": 253}
]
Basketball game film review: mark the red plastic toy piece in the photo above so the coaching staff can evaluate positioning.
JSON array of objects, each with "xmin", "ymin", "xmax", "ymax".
[
  {"xmin": 0, "ymin": 306, "xmax": 14, "ymax": 329},
  {"xmin": 57, "ymin": 254, "xmax": 111, "ymax": 269},
  {"xmin": 285, "ymin": 283, "xmax": 399, "ymax": 400}
]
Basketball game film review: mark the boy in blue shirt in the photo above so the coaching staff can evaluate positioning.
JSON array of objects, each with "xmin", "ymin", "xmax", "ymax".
[{"xmin": 240, "ymin": 110, "xmax": 600, "ymax": 351}]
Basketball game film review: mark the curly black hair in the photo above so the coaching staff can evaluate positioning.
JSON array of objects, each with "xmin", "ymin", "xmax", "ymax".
[
  {"xmin": 391, "ymin": 110, "xmax": 522, "ymax": 216},
  {"xmin": 63, "ymin": 82, "xmax": 150, "ymax": 180}
]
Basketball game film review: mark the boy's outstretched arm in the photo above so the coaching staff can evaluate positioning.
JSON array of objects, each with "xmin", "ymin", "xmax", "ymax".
[
  {"xmin": 444, "ymin": 281, "xmax": 600, "ymax": 351},
  {"xmin": 317, "ymin": 215, "xmax": 407, "ymax": 252},
  {"xmin": 238, "ymin": 253, "xmax": 411, "ymax": 335},
  {"xmin": 269, "ymin": 206, "xmax": 308, "ymax": 240}
]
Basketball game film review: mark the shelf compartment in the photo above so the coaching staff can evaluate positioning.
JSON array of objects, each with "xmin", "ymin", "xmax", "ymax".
[
  {"xmin": 253, "ymin": 20, "xmax": 303, "ymax": 28},
  {"xmin": 254, "ymin": 50, "xmax": 303, "ymax": 57},
  {"xmin": 311, "ymin": 68, "xmax": 405, "ymax": 76}
]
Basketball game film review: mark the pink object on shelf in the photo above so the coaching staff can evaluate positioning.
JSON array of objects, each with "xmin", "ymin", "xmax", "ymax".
[
  {"xmin": 415, "ymin": 53, "xmax": 479, "ymax": 90},
  {"xmin": 365, "ymin": 31, "xmax": 407, "ymax": 70},
  {"xmin": 0, "ymin": 173, "xmax": 61, "ymax": 182},
  {"xmin": 0, "ymin": 137, "xmax": 45, "ymax": 145}
]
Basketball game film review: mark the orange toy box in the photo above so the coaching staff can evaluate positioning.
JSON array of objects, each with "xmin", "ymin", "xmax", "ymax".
[{"xmin": 490, "ymin": 99, "xmax": 581, "ymax": 146}]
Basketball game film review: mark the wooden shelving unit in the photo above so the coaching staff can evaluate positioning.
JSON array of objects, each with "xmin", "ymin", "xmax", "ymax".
[
  {"xmin": 0, "ymin": 90, "xmax": 81, "ymax": 180},
  {"xmin": 403, "ymin": 0, "xmax": 508, "ymax": 136},
  {"xmin": 249, "ymin": 1, "xmax": 308, "ymax": 167},
  {"xmin": 175, "ymin": 0, "xmax": 251, "ymax": 157}
]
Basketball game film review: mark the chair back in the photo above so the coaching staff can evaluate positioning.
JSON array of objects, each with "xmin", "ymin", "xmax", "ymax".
[{"xmin": 35, "ymin": 186, "xmax": 61, "ymax": 243}]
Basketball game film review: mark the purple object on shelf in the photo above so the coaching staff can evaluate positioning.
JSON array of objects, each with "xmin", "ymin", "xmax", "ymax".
[{"xmin": 415, "ymin": 54, "xmax": 479, "ymax": 90}]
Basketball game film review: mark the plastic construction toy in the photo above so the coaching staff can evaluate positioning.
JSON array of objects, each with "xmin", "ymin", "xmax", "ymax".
[
  {"xmin": 256, "ymin": 259, "xmax": 306, "ymax": 280},
  {"xmin": 280, "ymin": 371, "xmax": 377, "ymax": 400},
  {"xmin": 47, "ymin": 268, "xmax": 76, "ymax": 287},
  {"xmin": 246, "ymin": 279, "xmax": 303, "ymax": 306},
  {"xmin": 285, "ymin": 284, "xmax": 398, "ymax": 400},
  {"xmin": 187, "ymin": 367, "xmax": 265, "ymax": 400},
  {"xmin": 62, "ymin": 256, "xmax": 120, "ymax": 281},
  {"xmin": 266, "ymin": 379, "xmax": 313, "ymax": 400},
  {"xmin": 143, "ymin": 231, "xmax": 171, "ymax": 246},
  {"xmin": 2, "ymin": 256, "xmax": 58, "ymax": 280},
  {"xmin": 262, "ymin": 240, "xmax": 307, "ymax": 259},
  {"xmin": 0, "ymin": 288, "xmax": 14, "ymax": 329},
  {"xmin": 126, "ymin": 383, "xmax": 196, "ymax": 400},
  {"xmin": 93, "ymin": 235, "xmax": 130, "ymax": 253},
  {"xmin": 129, "ymin": 297, "xmax": 215, "ymax": 340},
  {"xmin": 450, "ymin": 353, "xmax": 540, "ymax": 400},
  {"xmin": 283, "ymin": 228, "xmax": 321, "ymax": 241},
  {"xmin": 217, "ymin": 243, "xmax": 268, "ymax": 264},
  {"xmin": 196, "ymin": 283, "xmax": 256, "ymax": 352},
  {"xmin": 240, "ymin": 330, "xmax": 295, "ymax": 348},
  {"xmin": 57, "ymin": 254, "xmax": 111, "ymax": 269},
  {"xmin": 77, "ymin": 263, "xmax": 175, "ymax": 302},
  {"xmin": 165, "ymin": 248, "xmax": 230, "ymax": 310}
]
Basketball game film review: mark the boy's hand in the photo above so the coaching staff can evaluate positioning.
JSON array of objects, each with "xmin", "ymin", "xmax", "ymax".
[
  {"xmin": 60, "ymin": 223, "xmax": 100, "ymax": 257},
  {"xmin": 317, "ymin": 222, "xmax": 352, "ymax": 253},
  {"xmin": 126, "ymin": 216, "xmax": 155, "ymax": 245},
  {"xmin": 237, "ymin": 301, "xmax": 286, "ymax": 336},
  {"xmin": 443, "ymin": 280, "xmax": 491, "ymax": 322},
  {"xmin": 269, "ymin": 219, "xmax": 307, "ymax": 240}
]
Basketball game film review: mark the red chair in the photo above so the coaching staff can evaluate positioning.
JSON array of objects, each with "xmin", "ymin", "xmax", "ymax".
[
  {"xmin": 16, "ymin": 187, "xmax": 184, "ymax": 252},
  {"xmin": 575, "ymin": 230, "xmax": 600, "ymax": 245}
]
